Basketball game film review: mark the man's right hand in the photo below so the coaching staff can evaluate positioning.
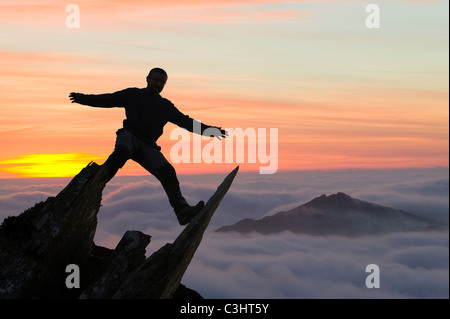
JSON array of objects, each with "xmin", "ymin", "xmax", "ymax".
[{"xmin": 69, "ymin": 92, "xmax": 84, "ymax": 104}]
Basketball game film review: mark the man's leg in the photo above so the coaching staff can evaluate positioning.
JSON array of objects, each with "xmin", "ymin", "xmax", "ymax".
[
  {"xmin": 153, "ymin": 164, "xmax": 205, "ymax": 225},
  {"xmin": 103, "ymin": 131, "xmax": 135, "ymax": 182},
  {"xmin": 135, "ymin": 145, "xmax": 204, "ymax": 225},
  {"xmin": 153, "ymin": 164, "xmax": 188, "ymax": 210}
]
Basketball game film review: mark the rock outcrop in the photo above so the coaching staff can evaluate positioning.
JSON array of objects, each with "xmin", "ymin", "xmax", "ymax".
[{"xmin": 0, "ymin": 162, "xmax": 238, "ymax": 299}]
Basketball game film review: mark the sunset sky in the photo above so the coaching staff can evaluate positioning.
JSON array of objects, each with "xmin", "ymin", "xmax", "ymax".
[{"xmin": 0, "ymin": 0, "xmax": 448, "ymax": 178}]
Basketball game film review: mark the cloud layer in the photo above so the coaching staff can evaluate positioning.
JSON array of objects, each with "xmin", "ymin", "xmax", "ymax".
[
  {"xmin": 185, "ymin": 230, "xmax": 448, "ymax": 298},
  {"xmin": 0, "ymin": 167, "xmax": 448, "ymax": 298}
]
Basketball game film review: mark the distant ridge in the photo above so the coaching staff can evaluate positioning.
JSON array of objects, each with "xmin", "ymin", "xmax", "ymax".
[{"xmin": 216, "ymin": 192, "xmax": 446, "ymax": 237}]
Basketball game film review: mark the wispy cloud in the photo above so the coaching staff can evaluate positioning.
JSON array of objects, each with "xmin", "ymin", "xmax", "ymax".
[{"xmin": 0, "ymin": 0, "xmax": 306, "ymax": 28}]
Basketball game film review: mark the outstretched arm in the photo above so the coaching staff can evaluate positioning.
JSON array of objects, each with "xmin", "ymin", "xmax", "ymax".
[
  {"xmin": 170, "ymin": 111, "xmax": 228, "ymax": 140},
  {"xmin": 69, "ymin": 88, "xmax": 132, "ymax": 108},
  {"xmin": 168, "ymin": 102, "xmax": 228, "ymax": 140}
]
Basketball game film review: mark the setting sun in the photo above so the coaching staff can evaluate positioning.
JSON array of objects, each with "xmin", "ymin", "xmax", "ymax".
[{"xmin": 0, "ymin": 153, "xmax": 107, "ymax": 178}]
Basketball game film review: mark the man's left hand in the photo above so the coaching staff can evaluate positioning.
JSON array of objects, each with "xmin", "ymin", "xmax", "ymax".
[{"xmin": 209, "ymin": 126, "xmax": 228, "ymax": 140}]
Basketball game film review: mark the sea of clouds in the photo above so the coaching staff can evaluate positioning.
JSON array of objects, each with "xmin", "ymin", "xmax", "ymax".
[{"xmin": 0, "ymin": 167, "xmax": 448, "ymax": 298}]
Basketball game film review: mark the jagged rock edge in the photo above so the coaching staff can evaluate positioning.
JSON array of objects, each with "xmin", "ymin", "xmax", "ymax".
[{"xmin": 111, "ymin": 166, "xmax": 239, "ymax": 299}]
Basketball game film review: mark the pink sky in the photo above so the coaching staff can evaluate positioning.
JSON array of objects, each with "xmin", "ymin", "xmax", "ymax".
[{"xmin": 0, "ymin": 0, "xmax": 448, "ymax": 178}]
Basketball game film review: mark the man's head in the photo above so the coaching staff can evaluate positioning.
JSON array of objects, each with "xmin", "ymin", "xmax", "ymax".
[{"xmin": 146, "ymin": 68, "xmax": 168, "ymax": 94}]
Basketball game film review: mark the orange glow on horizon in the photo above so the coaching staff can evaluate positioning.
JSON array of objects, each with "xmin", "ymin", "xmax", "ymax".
[{"xmin": 0, "ymin": 153, "xmax": 108, "ymax": 178}]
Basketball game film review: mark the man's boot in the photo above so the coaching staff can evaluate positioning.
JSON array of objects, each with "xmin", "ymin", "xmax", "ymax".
[
  {"xmin": 154, "ymin": 164, "xmax": 204, "ymax": 225},
  {"xmin": 175, "ymin": 200, "xmax": 205, "ymax": 225}
]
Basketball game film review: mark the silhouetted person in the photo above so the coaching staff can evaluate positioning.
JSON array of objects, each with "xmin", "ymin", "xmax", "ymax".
[{"xmin": 69, "ymin": 68, "xmax": 227, "ymax": 225}]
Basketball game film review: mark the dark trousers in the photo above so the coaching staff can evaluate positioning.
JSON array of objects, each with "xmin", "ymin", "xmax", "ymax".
[{"xmin": 104, "ymin": 130, "xmax": 188, "ymax": 211}]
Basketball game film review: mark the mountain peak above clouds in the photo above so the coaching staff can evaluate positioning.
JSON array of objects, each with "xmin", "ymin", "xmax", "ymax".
[
  {"xmin": 304, "ymin": 192, "xmax": 355, "ymax": 209},
  {"xmin": 216, "ymin": 192, "xmax": 446, "ymax": 237}
]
